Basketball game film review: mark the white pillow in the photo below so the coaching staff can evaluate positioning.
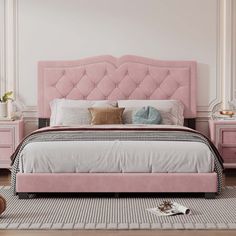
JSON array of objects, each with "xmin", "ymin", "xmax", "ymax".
[
  {"xmin": 50, "ymin": 99, "xmax": 117, "ymax": 126},
  {"xmin": 118, "ymin": 100, "xmax": 184, "ymax": 126},
  {"xmin": 60, "ymin": 107, "xmax": 91, "ymax": 126},
  {"xmin": 50, "ymin": 99, "xmax": 91, "ymax": 126}
]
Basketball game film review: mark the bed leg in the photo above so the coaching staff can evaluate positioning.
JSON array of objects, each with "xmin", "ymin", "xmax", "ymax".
[
  {"xmin": 18, "ymin": 193, "xmax": 30, "ymax": 199},
  {"xmin": 204, "ymin": 193, "xmax": 216, "ymax": 199}
]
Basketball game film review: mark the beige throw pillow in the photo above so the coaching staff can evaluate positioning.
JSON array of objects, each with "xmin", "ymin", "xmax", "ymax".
[{"xmin": 88, "ymin": 107, "xmax": 125, "ymax": 125}]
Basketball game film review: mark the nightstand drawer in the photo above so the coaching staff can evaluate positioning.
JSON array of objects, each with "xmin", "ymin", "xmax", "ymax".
[
  {"xmin": 0, "ymin": 120, "xmax": 23, "ymax": 169},
  {"xmin": 0, "ymin": 129, "xmax": 13, "ymax": 145},
  {"xmin": 222, "ymin": 130, "xmax": 236, "ymax": 144},
  {"xmin": 0, "ymin": 146, "xmax": 13, "ymax": 161},
  {"xmin": 222, "ymin": 147, "xmax": 236, "ymax": 159},
  {"xmin": 209, "ymin": 120, "xmax": 236, "ymax": 169}
]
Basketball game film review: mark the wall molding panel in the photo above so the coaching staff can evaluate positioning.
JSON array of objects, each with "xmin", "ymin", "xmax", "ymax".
[
  {"xmin": 219, "ymin": 0, "xmax": 234, "ymax": 109},
  {"xmin": 233, "ymin": 0, "xmax": 236, "ymax": 99},
  {"xmin": 0, "ymin": 0, "xmax": 6, "ymax": 95},
  {"xmin": 197, "ymin": 0, "xmax": 221, "ymax": 113},
  {"xmin": 5, "ymin": 0, "xmax": 17, "ymax": 95},
  {"xmin": 1, "ymin": 0, "xmax": 235, "ymax": 134},
  {"xmin": 4, "ymin": 0, "xmax": 38, "ymax": 118}
]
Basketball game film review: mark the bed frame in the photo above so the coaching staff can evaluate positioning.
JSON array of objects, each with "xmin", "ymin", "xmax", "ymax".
[{"xmin": 16, "ymin": 55, "xmax": 217, "ymax": 199}]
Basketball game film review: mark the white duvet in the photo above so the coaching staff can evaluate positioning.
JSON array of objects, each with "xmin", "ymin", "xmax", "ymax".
[{"xmin": 19, "ymin": 139, "xmax": 214, "ymax": 174}]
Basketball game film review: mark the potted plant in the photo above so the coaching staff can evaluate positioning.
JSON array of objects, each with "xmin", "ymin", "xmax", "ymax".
[{"xmin": 0, "ymin": 91, "xmax": 13, "ymax": 117}]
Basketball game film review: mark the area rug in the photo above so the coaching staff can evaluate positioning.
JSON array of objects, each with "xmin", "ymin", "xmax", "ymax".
[{"xmin": 0, "ymin": 186, "xmax": 236, "ymax": 230}]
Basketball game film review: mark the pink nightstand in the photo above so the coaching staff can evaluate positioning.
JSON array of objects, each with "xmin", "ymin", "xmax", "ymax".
[
  {"xmin": 0, "ymin": 120, "xmax": 24, "ymax": 169},
  {"xmin": 209, "ymin": 119, "xmax": 236, "ymax": 168}
]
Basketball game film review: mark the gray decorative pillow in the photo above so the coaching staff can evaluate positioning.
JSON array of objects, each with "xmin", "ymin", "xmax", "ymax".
[{"xmin": 132, "ymin": 106, "xmax": 162, "ymax": 124}]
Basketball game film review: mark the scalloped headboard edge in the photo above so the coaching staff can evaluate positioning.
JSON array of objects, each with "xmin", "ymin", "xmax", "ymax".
[{"xmin": 38, "ymin": 55, "xmax": 197, "ymax": 118}]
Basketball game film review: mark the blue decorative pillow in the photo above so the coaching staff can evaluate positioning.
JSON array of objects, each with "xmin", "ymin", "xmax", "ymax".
[{"xmin": 132, "ymin": 106, "xmax": 162, "ymax": 124}]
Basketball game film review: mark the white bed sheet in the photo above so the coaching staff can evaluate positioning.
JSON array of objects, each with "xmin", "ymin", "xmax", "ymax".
[{"xmin": 19, "ymin": 140, "xmax": 214, "ymax": 173}]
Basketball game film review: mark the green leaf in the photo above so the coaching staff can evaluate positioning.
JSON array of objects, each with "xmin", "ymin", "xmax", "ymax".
[{"xmin": 2, "ymin": 91, "xmax": 13, "ymax": 103}]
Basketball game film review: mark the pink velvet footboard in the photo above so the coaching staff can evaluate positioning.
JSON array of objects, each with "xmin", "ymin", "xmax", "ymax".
[{"xmin": 16, "ymin": 173, "xmax": 217, "ymax": 193}]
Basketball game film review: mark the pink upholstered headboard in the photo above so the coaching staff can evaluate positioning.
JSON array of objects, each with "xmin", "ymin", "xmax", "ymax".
[{"xmin": 38, "ymin": 55, "xmax": 197, "ymax": 118}]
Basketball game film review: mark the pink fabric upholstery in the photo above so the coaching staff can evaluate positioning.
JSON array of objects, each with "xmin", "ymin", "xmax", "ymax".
[
  {"xmin": 38, "ymin": 55, "xmax": 197, "ymax": 118},
  {"xmin": 33, "ymin": 55, "xmax": 203, "ymax": 195},
  {"xmin": 16, "ymin": 173, "xmax": 217, "ymax": 193}
]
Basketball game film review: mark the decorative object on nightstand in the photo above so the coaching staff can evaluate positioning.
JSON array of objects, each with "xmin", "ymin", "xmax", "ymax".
[
  {"xmin": 211, "ymin": 109, "xmax": 236, "ymax": 121},
  {"xmin": 211, "ymin": 99, "xmax": 236, "ymax": 121},
  {"xmin": 209, "ymin": 119, "xmax": 236, "ymax": 169},
  {"xmin": 0, "ymin": 91, "xmax": 13, "ymax": 118},
  {"xmin": 0, "ymin": 119, "xmax": 24, "ymax": 169},
  {"xmin": 219, "ymin": 110, "xmax": 235, "ymax": 118}
]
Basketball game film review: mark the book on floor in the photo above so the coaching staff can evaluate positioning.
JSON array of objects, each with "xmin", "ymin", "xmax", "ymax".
[{"xmin": 147, "ymin": 201, "xmax": 191, "ymax": 216}]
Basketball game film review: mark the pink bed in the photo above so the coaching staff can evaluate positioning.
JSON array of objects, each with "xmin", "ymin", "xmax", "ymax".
[{"xmin": 14, "ymin": 55, "xmax": 222, "ymax": 199}]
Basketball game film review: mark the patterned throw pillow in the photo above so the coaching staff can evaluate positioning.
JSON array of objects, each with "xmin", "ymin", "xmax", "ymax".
[
  {"xmin": 132, "ymin": 106, "xmax": 162, "ymax": 124},
  {"xmin": 88, "ymin": 107, "xmax": 125, "ymax": 125}
]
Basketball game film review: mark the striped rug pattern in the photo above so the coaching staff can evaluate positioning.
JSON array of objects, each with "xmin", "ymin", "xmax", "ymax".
[{"xmin": 0, "ymin": 186, "xmax": 236, "ymax": 230}]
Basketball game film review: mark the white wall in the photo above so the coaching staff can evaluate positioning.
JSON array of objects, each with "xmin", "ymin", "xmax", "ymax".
[
  {"xmin": 1, "ymin": 0, "xmax": 235, "ymax": 136},
  {"xmin": 18, "ymin": 0, "xmax": 218, "ymax": 108}
]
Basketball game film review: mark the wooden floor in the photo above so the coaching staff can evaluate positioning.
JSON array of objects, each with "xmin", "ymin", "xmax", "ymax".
[{"xmin": 1, "ymin": 170, "xmax": 236, "ymax": 236}]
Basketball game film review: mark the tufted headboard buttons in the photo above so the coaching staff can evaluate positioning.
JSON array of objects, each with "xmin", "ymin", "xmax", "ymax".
[{"xmin": 38, "ymin": 55, "xmax": 197, "ymax": 118}]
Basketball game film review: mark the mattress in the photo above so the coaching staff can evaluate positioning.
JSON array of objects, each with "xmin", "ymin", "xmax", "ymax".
[
  {"xmin": 17, "ymin": 125, "xmax": 215, "ymax": 174},
  {"xmin": 19, "ymin": 140, "xmax": 214, "ymax": 173}
]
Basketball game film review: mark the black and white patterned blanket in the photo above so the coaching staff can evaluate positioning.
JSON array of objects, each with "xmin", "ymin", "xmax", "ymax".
[{"xmin": 11, "ymin": 127, "xmax": 224, "ymax": 194}]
